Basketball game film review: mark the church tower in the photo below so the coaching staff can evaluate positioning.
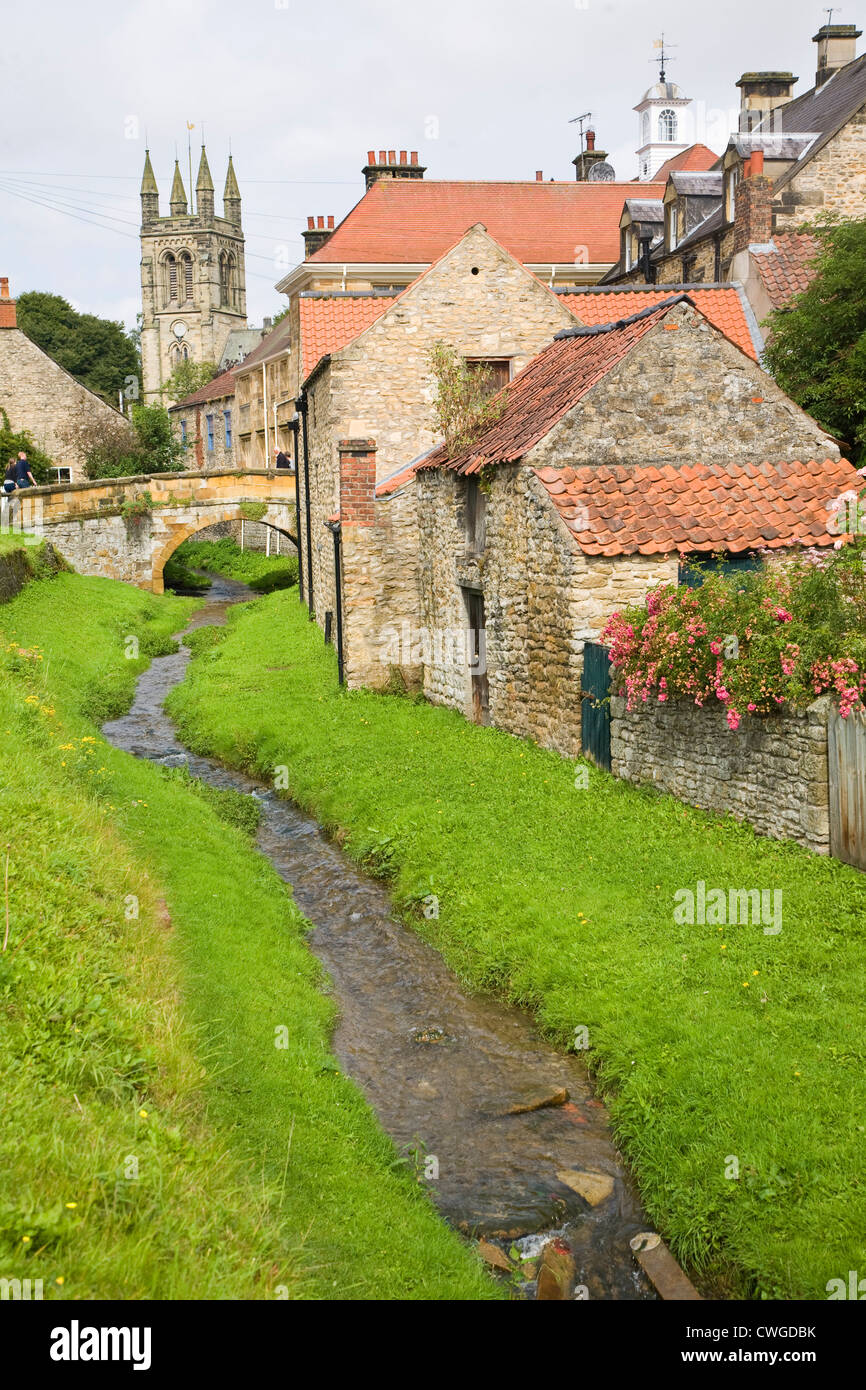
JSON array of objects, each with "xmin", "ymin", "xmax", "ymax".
[
  {"xmin": 139, "ymin": 146, "xmax": 248, "ymax": 401},
  {"xmin": 634, "ymin": 40, "xmax": 692, "ymax": 179}
]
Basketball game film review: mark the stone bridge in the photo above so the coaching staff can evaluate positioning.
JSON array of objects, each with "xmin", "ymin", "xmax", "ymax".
[{"xmin": 13, "ymin": 469, "xmax": 298, "ymax": 593}]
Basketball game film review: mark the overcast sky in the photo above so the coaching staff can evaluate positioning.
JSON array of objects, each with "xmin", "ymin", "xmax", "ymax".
[{"xmin": 1, "ymin": 0, "xmax": 840, "ymax": 331}]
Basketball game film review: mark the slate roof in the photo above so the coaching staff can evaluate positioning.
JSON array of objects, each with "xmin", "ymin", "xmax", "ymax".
[
  {"xmin": 751, "ymin": 231, "xmax": 821, "ymax": 308},
  {"xmin": 533, "ymin": 456, "xmax": 861, "ymax": 555},
  {"xmin": 304, "ymin": 178, "xmax": 666, "ymax": 266},
  {"xmin": 418, "ymin": 299, "xmax": 680, "ymax": 475},
  {"xmin": 668, "ymin": 171, "xmax": 723, "ymax": 197},
  {"xmin": 298, "ymin": 292, "xmax": 397, "ymax": 377},
  {"xmin": 559, "ymin": 285, "xmax": 758, "ymax": 359},
  {"xmin": 234, "ymin": 315, "xmax": 293, "ymax": 372}
]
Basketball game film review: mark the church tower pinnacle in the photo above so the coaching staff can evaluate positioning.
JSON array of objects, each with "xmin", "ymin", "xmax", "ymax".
[{"xmin": 139, "ymin": 144, "xmax": 248, "ymax": 402}]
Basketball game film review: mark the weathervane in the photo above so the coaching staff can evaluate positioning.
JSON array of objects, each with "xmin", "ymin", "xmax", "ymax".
[{"xmin": 652, "ymin": 33, "xmax": 678, "ymax": 83}]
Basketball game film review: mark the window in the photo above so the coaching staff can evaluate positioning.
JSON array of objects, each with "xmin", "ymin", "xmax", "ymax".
[
  {"xmin": 665, "ymin": 202, "xmax": 678, "ymax": 251},
  {"xmin": 205, "ymin": 414, "xmax": 214, "ymax": 452},
  {"xmin": 223, "ymin": 409, "xmax": 232, "ymax": 448},
  {"xmin": 724, "ymin": 167, "xmax": 739, "ymax": 222},
  {"xmin": 220, "ymin": 252, "xmax": 235, "ymax": 307},
  {"xmin": 50, "ymin": 467, "xmax": 71, "ymax": 484},
  {"xmin": 165, "ymin": 253, "xmax": 177, "ymax": 305},
  {"xmin": 641, "ymin": 112, "xmax": 650, "ymax": 145},
  {"xmin": 678, "ymin": 552, "xmax": 761, "ymax": 587},
  {"xmin": 180, "ymin": 419, "xmax": 187, "ymax": 444},
  {"xmin": 179, "ymin": 252, "xmax": 194, "ymax": 303},
  {"xmin": 465, "ymin": 477, "xmax": 487, "ymax": 554},
  {"xmin": 466, "ymin": 359, "xmax": 510, "ymax": 396},
  {"xmin": 658, "ymin": 108, "xmax": 678, "ymax": 142},
  {"xmin": 622, "ymin": 228, "xmax": 632, "ymax": 271}
]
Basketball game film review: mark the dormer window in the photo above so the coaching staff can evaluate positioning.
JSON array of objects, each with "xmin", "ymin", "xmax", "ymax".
[
  {"xmin": 623, "ymin": 228, "xmax": 633, "ymax": 271},
  {"xmin": 658, "ymin": 109, "xmax": 678, "ymax": 142}
]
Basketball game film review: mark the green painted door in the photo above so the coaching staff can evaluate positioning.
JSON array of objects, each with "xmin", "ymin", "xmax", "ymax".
[{"xmin": 581, "ymin": 641, "xmax": 611, "ymax": 770}]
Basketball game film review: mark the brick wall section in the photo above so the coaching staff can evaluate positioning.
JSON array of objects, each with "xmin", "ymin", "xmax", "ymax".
[
  {"xmin": 610, "ymin": 695, "xmax": 831, "ymax": 854},
  {"xmin": 734, "ymin": 176, "xmax": 773, "ymax": 254},
  {"xmin": 338, "ymin": 441, "xmax": 376, "ymax": 525}
]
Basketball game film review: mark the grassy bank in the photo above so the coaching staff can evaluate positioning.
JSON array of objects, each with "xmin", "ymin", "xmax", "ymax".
[
  {"xmin": 167, "ymin": 589, "xmax": 866, "ymax": 1300},
  {"xmin": 0, "ymin": 564, "xmax": 494, "ymax": 1299},
  {"xmin": 172, "ymin": 536, "xmax": 298, "ymax": 593}
]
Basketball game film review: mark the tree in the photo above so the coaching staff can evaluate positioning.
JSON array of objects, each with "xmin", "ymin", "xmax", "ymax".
[
  {"xmin": 161, "ymin": 359, "xmax": 220, "ymax": 403},
  {"xmin": 16, "ymin": 291, "xmax": 140, "ymax": 407},
  {"xmin": 0, "ymin": 407, "xmax": 53, "ymax": 483},
  {"xmin": 764, "ymin": 217, "xmax": 866, "ymax": 461},
  {"xmin": 64, "ymin": 402, "xmax": 187, "ymax": 480}
]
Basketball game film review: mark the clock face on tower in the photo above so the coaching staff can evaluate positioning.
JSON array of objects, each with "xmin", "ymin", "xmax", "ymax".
[{"xmin": 171, "ymin": 320, "xmax": 188, "ymax": 340}]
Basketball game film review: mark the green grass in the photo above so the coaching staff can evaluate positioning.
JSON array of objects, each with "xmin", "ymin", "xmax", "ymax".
[
  {"xmin": 0, "ymin": 564, "xmax": 495, "ymax": 1300},
  {"xmin": 167, "ymin": 588, "xmax": 866, "ymax": 1300},
  {"xmin": 174, "ymin": 537, "xmax": 298, "ymax": 593}
]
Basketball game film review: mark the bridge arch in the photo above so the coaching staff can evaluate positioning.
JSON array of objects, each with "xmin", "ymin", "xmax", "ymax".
[{"xmin": 152, "ymin": 506, "xmax": 298, "ymax": 593}]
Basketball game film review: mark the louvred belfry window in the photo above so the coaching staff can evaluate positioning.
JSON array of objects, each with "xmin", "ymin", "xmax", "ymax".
[
  {"xmin": 180, "ymin": 253, "xmax": 193, "ymax": 303},
  {"xmin": 166, "ymin": 254, "xmax": 177, "ymax": 304}
]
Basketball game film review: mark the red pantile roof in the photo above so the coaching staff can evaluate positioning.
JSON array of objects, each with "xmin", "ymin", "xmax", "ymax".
[
  {"xmin": 653, "ymin": 144, "xmax": 720, "ymax": 180},
  {"xmin": 306, "ymin": 179, "xmax": 666, "ymax": 267},
  {"xmin": 534, "ymin": 457, "xmax": 860, "ymax": 556},
  {"xmin": 418, "ymin": 297, "xmax": 692, "ymax": 475},
  {"xmin": 299, "ymin": 293, "xmax": 397, "ymax": 377},
  {"xmin": 172, "ymin": 366, "xmax": 236, "ymax": 408},
  {"xmin": 560, "ymin": 285, "xmax": 757, "ymax": 359},
  {"xmin": 751, "ymin": 231, "xmax": 821, "ymax": 310}
]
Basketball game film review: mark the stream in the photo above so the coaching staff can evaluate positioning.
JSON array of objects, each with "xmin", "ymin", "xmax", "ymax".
[{"xmin": 103, "ymin": 573, "xmax": 657, "ymax": 1300}]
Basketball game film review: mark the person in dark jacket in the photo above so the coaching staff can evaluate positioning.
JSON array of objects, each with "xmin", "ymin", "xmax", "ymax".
[
  {"xmin": 273, "ymin": 446, "xmax": 292, "ymax": 471},
  {"xmin": 14, "ymin": 452, "xmax": 36, "ymax": 488},
  {"xmin": 3, "ymin": 460, "xmax": 16, "ymax": 494}
]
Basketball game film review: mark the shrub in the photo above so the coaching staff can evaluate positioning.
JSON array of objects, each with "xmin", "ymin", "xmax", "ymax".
[{"xmin": 603, "ymin": 543, "xmax": 866, "ymax": 731}]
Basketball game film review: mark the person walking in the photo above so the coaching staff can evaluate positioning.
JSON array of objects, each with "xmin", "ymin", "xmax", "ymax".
[{"xmin": 14, "ymin": 452, "xmax": 36, "ymax": 489}]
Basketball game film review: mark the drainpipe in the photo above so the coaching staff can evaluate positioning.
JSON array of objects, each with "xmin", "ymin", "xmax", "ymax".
[
  {"xmin": 325, "ymin": 518, "xmax": 344, "ymax": 685},
  {"xmin": 262, "ymin": 362, "xmax": 269, "ymax": 467},
  {"xmin": 288, "ymin": 415, "xmax": 303, "ymax": 604},
  {"xmin": 297, "ymin": 389, "xmax": 314, "ymax": 616}
]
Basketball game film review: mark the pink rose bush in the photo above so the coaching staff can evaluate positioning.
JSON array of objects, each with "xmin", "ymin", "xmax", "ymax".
[{"xmin": 602, "ymin": 546, "xmax": 866, "ymax": 731}]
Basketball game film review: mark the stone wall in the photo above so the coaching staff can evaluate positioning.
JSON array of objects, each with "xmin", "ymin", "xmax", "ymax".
[
  {"xmin": 610, "ymin": 694, "xmax": 831, "ymax": 853},
  {"xmin": 774, "ymin": 105, "xmax": 866, "ymax": 231},
  {"xmin": 526, "ymin": 300, "xmax": 837, "ymax": 468},
  {"xmin": 416, "ymin": 464, "xmax": 677, "ymax": 756},
  {"xmin": 0, "ymin": 327, "xmax": 130, "ymax": 483}
]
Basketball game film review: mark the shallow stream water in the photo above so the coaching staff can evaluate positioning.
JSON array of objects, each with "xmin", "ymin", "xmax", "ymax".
[{"xmin": 103, "ymin": 574, "xmax": 656, "ymax": 1300}]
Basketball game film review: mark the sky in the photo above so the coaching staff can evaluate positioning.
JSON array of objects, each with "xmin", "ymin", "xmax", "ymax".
[{"xmin": 0, "ymin": 0, "xmax": 841, "ymax": 332}]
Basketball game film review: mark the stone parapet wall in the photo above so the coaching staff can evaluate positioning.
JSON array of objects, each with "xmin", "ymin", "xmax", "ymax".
[{"xmin": 610, "ymin": 694, "xmax": 831, "ymax": 853}]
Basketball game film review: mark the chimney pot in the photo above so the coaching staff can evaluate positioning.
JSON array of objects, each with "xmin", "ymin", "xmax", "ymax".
[
  {"xmin": 317, "ymin": 215, "xmax": 324, "ymax": 228},
  {"xmin": 586, "ymin": 129, "xmax": 596, "ymax": 151},
  {"xmin": 367, "ymin": 150, "xmax": 375, "ymax": 164},
  {"xmin": 388, "ymin": 150, "xmax": 396, "ymax": 164},
  {"xmin": 327, "ymin": 215, "xmax": 334, "ymax": 228},
  {"xmin": 411, "ymin": 151, "xmax": 418, "ymax": 165},
  {"xmin": 536, "ymin": 170, "xmax": 543, "ymax": 181},
  {"xmin": 751, "ymin": 149, "xmax": 764, "ymax": 177},
  {"xmin": 379, "ymin": 150, "xmax": 386, "ymax": 163},
  {"xmin": 0, "ymin": 277, "xmax": 8, "ymax": 300},
  {"xmin": 307, "ymin": 216, "xmax": 315, "ymax": 229},
  {"xmin": 399, "ymin": 149, "xmax": 407, "ymax": 163}
]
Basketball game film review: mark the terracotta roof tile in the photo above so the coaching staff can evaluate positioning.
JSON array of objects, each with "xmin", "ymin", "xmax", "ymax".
[
  {"xmin": 653, "ymin": 144, "xmax": 720, "ymax": 180},
  {"xmin": 307, "ymin": 178, "xmax": 666, "ymax": 267},
  {"xmin": 172, "ymin": 366, "xmax": 237, "ymax": 408},
  {"xmin": 560, "ymin": 285, "xmax": 757, "ymax": 358},
  {"xmin": 534, "ymin": 457, "xmax": 860, "ymax": 555},
  {"xmin": 751, "ymin": 231, "xmax": 821, "ymax": 309},
  {"xmin": 299, "ymin": 292, "xmax": 397, "ymax": 378}
]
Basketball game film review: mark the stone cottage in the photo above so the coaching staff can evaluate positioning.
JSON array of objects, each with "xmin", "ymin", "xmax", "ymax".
[
  {"xmin": 297, "ymin": 223, "xmax": 581, "ymax": 652},
  {"xmin": 169, "ymin": 366, "xmax": 236, "ymax": 469},
  {"xmin": 0, "ymin": 277, "xmax": 130, "ymax": 483},
  {"xmin": 366, "ymin": 293, "xmax": 855, "ymax": 757}
]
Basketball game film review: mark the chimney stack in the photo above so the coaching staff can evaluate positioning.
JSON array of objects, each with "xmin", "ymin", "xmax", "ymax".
[
  {"xmin": 535, "ymin": 170, "xmax": 543, "ymax": 181},
  {"xmin": 734, "ymin": 152, "xmax": 773, "ymax": 253},
  {"xmin": 0, "ymin": 277, "xmax": 17, "ymax": 329},
  {"xmin": 572, "ymin": 128, "xmax": 610, "ymax": 181},
  {"xmin": 735, "ymin": 72, "xmax": 797, "ymax": 132},
  {"xmin": 814, "ymin": 23, "xmax": 862, "ymax": 87},
  {"xmin": 303, "ymin": 216, "xmax": 337, "ymax": 257},
  {"xmin": 362, "ymin": 148, "xmax": 427, "ymax": 191}
]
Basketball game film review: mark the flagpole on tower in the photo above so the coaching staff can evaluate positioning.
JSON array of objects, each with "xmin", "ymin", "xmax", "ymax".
[{"xmin": 187, "ymin": 122, "xmax": 194, "ymax": 215}]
